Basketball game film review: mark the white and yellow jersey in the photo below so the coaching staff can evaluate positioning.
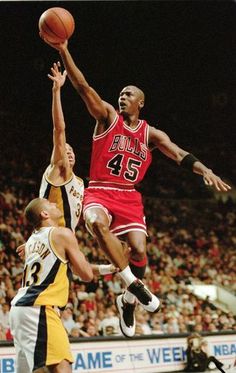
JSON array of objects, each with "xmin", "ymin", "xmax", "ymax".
[
  {"xmin": 39, "ymin": 166, "xmax": 84, "ymax": 232},
  {"xmin": 11, "ymin": 227, "xmax": 71, "ymax": 308}
]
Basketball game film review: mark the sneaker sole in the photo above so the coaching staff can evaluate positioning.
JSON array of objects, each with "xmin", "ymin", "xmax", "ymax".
[{"xmin": 136, "ymin": 295, "xmax": 161, "ymax": 313}]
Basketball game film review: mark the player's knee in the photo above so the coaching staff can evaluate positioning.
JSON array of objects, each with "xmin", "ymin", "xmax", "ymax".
[
  {"xmin": 85, "ymin": 211, "xmax": 110, "ymax": 236},
  {"xmin": 131, "ymin": 243, "xmax": 146, "ymax": 258},
  {"xmin": 86, "ymin": 211, "xmax": 99, "ymax": 226},
  {"xmin": 86, "ymin": 212, "xmax": 100, "ymax": 234},
  {"xmin": 90, "ymin": 220, "xmax": 109, "ymax": 238}
]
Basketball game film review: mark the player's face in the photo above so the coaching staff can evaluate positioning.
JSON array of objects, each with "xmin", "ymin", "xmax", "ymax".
[
  {"xmin": 118, "ymin": 87, "xmax": 141, "ymax": 116},
  {"xmin": 66, "ymin": 143, "xmax": 75, "ymax": 167},
  {"xmin": 43, "ymin": 199, "xmax": 62, "ymax": 220}
]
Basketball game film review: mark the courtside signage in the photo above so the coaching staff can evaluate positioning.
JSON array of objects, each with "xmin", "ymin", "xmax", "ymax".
[{"xmin": 0, "ymin": 334, "xmax": 235, "ymax": 372}]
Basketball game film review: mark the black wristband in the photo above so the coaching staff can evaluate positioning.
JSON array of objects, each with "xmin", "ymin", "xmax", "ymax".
[{"xmin": 180, "ymin": 153, "xmax": 199, "ymax": 171}]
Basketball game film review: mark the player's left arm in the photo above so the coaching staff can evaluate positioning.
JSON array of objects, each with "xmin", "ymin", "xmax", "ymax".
[
  {"xmin": 48, "ymin": 62, "xmax": 69, "ymax": 170},
  {"xmin": 91, "ymin": 264, "xmax": 119, "ymax": 276},
  {"xmin": 52, "ymin": 227, "xmax": 94, "ymax": 281},
  {"xmin": 149, "ymin": 126, "xmax": 231, "ymax": 192}
]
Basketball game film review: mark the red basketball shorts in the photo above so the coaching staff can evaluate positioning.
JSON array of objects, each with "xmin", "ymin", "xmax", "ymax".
[{"xmin": 83, "ymin": 187, "xmax": 147, "ymax": 236}]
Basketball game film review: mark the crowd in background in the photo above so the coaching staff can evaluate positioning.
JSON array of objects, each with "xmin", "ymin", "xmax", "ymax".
[
  {"xmin": 0, "ymin": 1, "xmax": 235, "ymax": 345},
  {"xmin": 0, "ymin": 150, "xmax": 235, "ymax": 341}
]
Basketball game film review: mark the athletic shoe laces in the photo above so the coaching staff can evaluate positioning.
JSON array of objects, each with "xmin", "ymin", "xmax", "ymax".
[{"xmin": 128, "ymin": 280, "xmax": 152, "ymax": 305}]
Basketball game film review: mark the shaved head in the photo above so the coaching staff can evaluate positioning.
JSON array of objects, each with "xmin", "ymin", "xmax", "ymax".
[
  {"xmin": 24, "ymin": 198, "xmax": 62, "ymax": 229},
  {"xmin": 122, "ymin": 85, "xmax": 145, "ymax": 102},
  {"xmin": 118, "ymin": 85, "xmax": 145, "ymax": 116},
  {"xmin": 24, "ymin": 198, "xmax": 47, "ymax": 228}
]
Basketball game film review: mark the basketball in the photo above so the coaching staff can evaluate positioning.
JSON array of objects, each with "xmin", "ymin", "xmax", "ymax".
[{"xmin": 39, "ymin": 7, "xmax": 75, "ymax": 44}]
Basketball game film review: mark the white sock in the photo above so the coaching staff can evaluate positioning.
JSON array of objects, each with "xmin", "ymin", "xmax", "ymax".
[
  {"xmin": 123, "ymin": 290, "xmax": 136, "ymax": 304},
  {"xmin": 119, "ymin": 266, "xmax": 137, "ymax": 287}
]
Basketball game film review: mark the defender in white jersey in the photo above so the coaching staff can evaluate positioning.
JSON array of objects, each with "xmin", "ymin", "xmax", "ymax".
[
  {"xmin": 39, "ymin": 165, "xmax": 84, "ymax": 233},
  {"xmin": 10, "ymin": 197, "xmax": 93, "ymax": 373},
  {"xmin": 39, "ymin": 61, "xmax": 83, "ymax": 233},
  {"xmin": 18, "ymin": 62, "xmax": 116, "ymax": 277}
]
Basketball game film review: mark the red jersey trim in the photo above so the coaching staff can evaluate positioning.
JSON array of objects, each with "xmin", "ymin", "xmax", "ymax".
[
  {"xmin": 93, "ymin": 114, "xmax": 119, "ymax": 141},
  {"xmin": 123, "ymin": 120, "xmax": 143, "ymax": 132},
  {"xmin": 88, "ymin": 181, "xmax": 135, "ymax": 190},
  {"xmin": 111, "ymin": 224, "xmax": 147, "ymax": 236},
  {"xmin": 145, "ymin": 124, "xmax": 150, "ymax": 147}
]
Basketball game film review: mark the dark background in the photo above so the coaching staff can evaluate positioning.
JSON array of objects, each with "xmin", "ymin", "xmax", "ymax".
[{"xmin": 0, "ymin": 1, "xmax": 235, "ymax": 192}]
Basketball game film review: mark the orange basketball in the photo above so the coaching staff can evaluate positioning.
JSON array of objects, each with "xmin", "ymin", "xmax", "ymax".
[{"xmin": 39, "ymin": 7, "xmax": 75, "ymax": 44}]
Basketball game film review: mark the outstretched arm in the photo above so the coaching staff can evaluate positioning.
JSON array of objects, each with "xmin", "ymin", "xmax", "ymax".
[
  {"xmin": 48, "ymin": 62, "xmax": 69, "ymax": 169},
  {"xmin": 41, "ymin": 38, "xmax": 116, "ymax": 128},
  {"xmin": 91, "ymin": 264, "xmax": 119, "ymax": 276},
  {"xmin": 59, "ymin": 43, "xmax": 110, "ymax": 122},
  {"xmin": 52, "ymin": 227, "xmax": 93, "ymax": 282},
  {"xmin": 149, "ymin": 126, "xmax": 231, "ymax": 192},
  {"xmin": 16, "ymin": 243, "xmax": 118, "ymax": 276}
]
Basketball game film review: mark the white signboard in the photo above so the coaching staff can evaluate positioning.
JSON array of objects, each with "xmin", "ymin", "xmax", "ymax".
[{"xmin": 0, "ymin": 334, "xmax": 235, "ymax": 373}]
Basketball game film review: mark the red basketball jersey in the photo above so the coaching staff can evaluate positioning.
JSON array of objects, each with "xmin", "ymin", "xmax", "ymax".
[{"xmin": 89, "ymin": 114, "xmax": 152, "ymax": 186}]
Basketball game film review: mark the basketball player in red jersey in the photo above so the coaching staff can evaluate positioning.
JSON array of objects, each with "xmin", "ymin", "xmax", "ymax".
[{"xmin": 43, "ymin": 38, "xmax": 231, "ymax": 338}]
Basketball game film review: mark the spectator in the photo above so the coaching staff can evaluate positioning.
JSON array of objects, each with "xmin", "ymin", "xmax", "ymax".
[
  {"xmin": 11, "ymin": 260, "xmax": 23, "ymax": 277},
  {"xmin": 99, "ymin": 308, "xmax": 121, "ymax": 336},
  {"xmin": 61, "ymin": 305, "xmax": 76, "ymax": 335},
  {"xmin": 184, "ymin": 333, "xmax": 226, "ymax": 372},
  {"xmin": 0, "ymin": 303, "xmax": 10, "ymax": 333},
  {"xmin": 69, "ymin": 326, "xmax": 81, "ymax": 338}
]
